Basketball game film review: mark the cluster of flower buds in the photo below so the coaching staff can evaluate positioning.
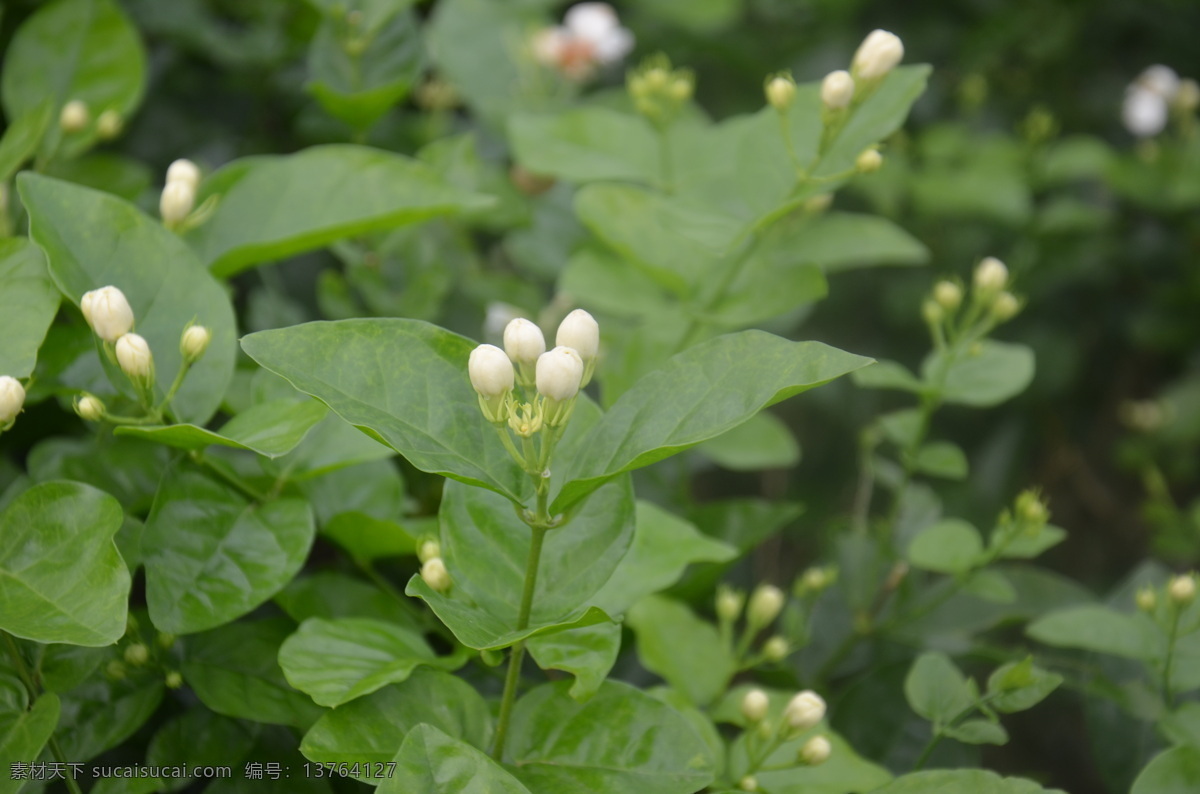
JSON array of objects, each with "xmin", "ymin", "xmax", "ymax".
[
  {"xmin": 417, "ymin": 537, "xmax": 451, "ymax": 593},
  {"xmin": 627, "ymin": 55, "xmax": 694, "ymax": 128},
  {"xmin": 922, "ymin": 257, "xmax": 1021, "ymax": 334},
  {"xmin": 737, "ymin": 687, "xmax": 832, "ymax": 787},
  {"xmin": 468, "ymin": 309, "xmax": 599, "ymax": 435},
  {"xmin": 0, "ymin": 376, "xmax": 26, "ymax": 431},
  {"xmin": 531, "ymin": 2, "xmax": 633, "ymax": 82},
  {"xmin": 796, "ymin": 565, "xmax": 838, "ymax": 596},
  {"xmin": 160, "ymin": 159, "xmax": 201, "ymax": 229},
  {"xmin": 1136, "ymin": 573, "xmax": 1197, "ymax": 616},
  {"xmin": 1122, "ymin": 65, "xmax": 1200, "ymax": 138},
  {"xmin": 716, "ymin": 583, "xmax": 792, "ymax": 666}
]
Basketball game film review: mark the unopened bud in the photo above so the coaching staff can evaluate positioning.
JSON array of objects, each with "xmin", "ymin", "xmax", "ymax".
[
  {"xmin": 504, "ymin": 318, "xmax": 546, "ymax": 369},
  {"xmin": 784, "ymin": 690, "xmax": 826, "ymax": 731},
  {"xmin": 166, "ymin": 159, "xmax": 201, "ymax": 189},
  {"xmin": 973, "ymin": 257, "xmax": 1008, "ymax": 292},
  {"xmin": 81, "ymin": 285, "xmax": 135, "ymax": 343},
  {"xmin": 1176, "ymin": 79, "xmax": 1200, "ymax": 113},
  {"xmin": 765, "ymin": 75, "xmax": 796, "ymax": 111},
  {"xmin": 181, "ymin": 324, "xmax": 212, "ymax": 363},
  {"xmin": 116, "ymin": 333, "xmax": 154, "ymax": 381},
  {"xmin": 422, "ymin": 557, "xmax": 451, "ymax": 593},
  {"xmin": 933, "ymin": 281, "xmax": 963, "ymax": 311},
  {"xmin": 800, "ymin": 735, "xmax": 832, "ymax": 766},
  {"xmin": 799, "ymin": 566, "xmax": 833, "ymax": 593},
  {"xmin": 739, "ymin": 775, "xmax": 759, "ymax": 792},
  {"xmin": 763, "ymin": 636, "xmax": 789, "ymax": 662},
  {"xmin": 96, "ymin": 109, "xmax": 123, "ymax": 140},
  {"xmin": 821, "ymin": 70, "xmax": 855, "ymax": 110},
  {"xmin": 165, "ymin": 670, "xmax": 183, "ymax": 689},
  {"xmin": 1168, "ymin": 574, "xmax": 1196, "ymax": 606},
  {"xmin": 105, "ymin": 660, "xmax": 127, "ymax": 680},
  {"xmin": 556, "ymin": 309, "xmax": 600, "ymax": 362},
  {"xmin": 536, "ymin": 346, "xmax": 584, "ymax": 406},
  {"xmin": 991, "ymin": 291, "xmax": 1020, "ymax": 322},
  {"xmin": 669, "ymin": 75, "xmax": 694, "ymax": 103},
  {"xmin": 856, "ymin": 148, "xmax": 883, "ymax": 173},
  {"xmin": 124, "ymin": 643, "xmax": 150, "ymax": 666},
  {"xmin": 922, "ymin": 299, "xmax": 943, "ymax": 326},
  {"xmin": 417, "ymin": 538, "xmax": 441, "ymax": 564},
  {"xmin": 157, "ymin": 632, "xmax": 176, "ymax": 649},
  {"xmin": 469, "ymin": 344, "xmax": 514, "ymax": 423},
  {"xmin": 0, "ymin": 377, "xmax": 25, "ymax": 427},
  {"xmin": 59, "ymin": 99, "xmax": 89, "ymax": 132},
  {"xmin": 803, "ymin": 193, "xmax": 833, "ymax": 214},
  {"xmin": 716, "ymin": 586, "xmax": 745, "ymax": 622},
  {"xmin": 746, "ymin": 584, "xmax": 786, "ymax": 628},
  {"xmin": 1015, "ymin": 489, "xmax": 1049, "ymax": 524},
  {"xmin": 75, "ymin": 393, "xmax": 105, "ymax": 422},
  {"xmin": 160, "ymin": 180, "xmax": 195, "ymax": 227},
  {"xmin": 852, "ymin": 29, "xmax": 904, "ymax": 81},
  {"xmin": 1135, "ymin": 586, "xmax": 1157, "ymax": 613},
  {"xmin": 741, "ymin": 688, "xmax": 770, "ymax": 723}
]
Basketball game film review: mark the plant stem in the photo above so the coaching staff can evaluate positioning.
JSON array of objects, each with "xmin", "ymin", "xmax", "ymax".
[
  {"xmin": 491, "ymin": 524, "xmax": 549, "ymax": 761},
  {"xmin": 1162, "ymin": 607, "xmax": 1182, "ymax": 708},
  {"xmin": 3, "ymin": 632, "xmax": 82, "ymax": 794},
  {"xmin": 192, "ymin": 453, "xmax": 268, "ymax": 502}
]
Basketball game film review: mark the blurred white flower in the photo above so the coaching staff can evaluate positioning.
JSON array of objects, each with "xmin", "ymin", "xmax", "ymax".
[
  {"xmin": 532, "ymin": 3, "xmax": 634, "ymax": 81},
  {"xmin": 1138, "ymin": 65, "xmax": 1180, "ymax": 99},
  {"xmin": 1123, "ymin": 86, "xmax": 1168, "ymax": 137}
]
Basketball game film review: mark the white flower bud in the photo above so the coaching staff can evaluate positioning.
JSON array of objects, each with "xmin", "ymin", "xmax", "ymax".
[
  {"xmin": 1138, "ymin": 65, "xmax": 1180, "ymax": 99},
  {"xmin": 716, "ymin": 586, "xmax": 744, "ymax": 622},
  {"xmin": 160, "ymin": 180, "xmax": 195, "ymax": 227},
  {"xmin": 421, "ymin": 557, "xmax": 451, "ymax": 592},
  {"xmin": 166, "ymin": 159, "xmax": 202, "ymax": 189},
  {"xmin": 856, "ymin": 148, "xmax": 883, "ymax": 173},
  {"xmin": 852, "ymin": 29, "xmax": 904, "ymax": 81},
  {"xmin": 741, "ymin": 689, "xmax": 770, "ymax": 723},
  {"xmin": 59, "ymin": 100, "xmax": 89, "ymax": 132},
  {"xmin": 800, "ymin": 735, "xmax": 832, "ymax": 766},
  {"xmin": 738, "ymin": 776, "xmax": 758, "ymax": 792},
  {"xmin": 1135, "ymin": 586, "xmax": 1157, "ymax": 613},
  {"xmin": 991, "ymin": 291, "xmax": 1020, "ymax": 322},
  {"xmin": 763, "ymin": 636, "xmax": 789, "ymax": 662},
  {"xmin": 921, "ymin": 299, "xmax": 943, "ymax": 326},
  {"xmin": 765, "ymin": 76, "xmax": 796, "ymax": 111},
  {"xmin": 417, "ymin": 539, "xmax": 441, "ymax": 564},
  {"xmin": 934, "ymin": 281, "xmax": 963, "ymax": 311},
  {"xmin": 746, "ymin": 584, "xmax": 785, "ymax": 628},
  {"xmin": 503, "ymin": 318, "xmax": 546, "ymax": 366},
  {"xmin": 0, "ymin": 376, "xmax": 26, "ymax": 426},
  {"xmin": 468, "ymin": 344, "xmax": 515, "ymax": 399},
  {"xmin": 821, "ymin": 70, "xmax": 855, "ymax": 110},
  {"xmin": 181, "ymin": 324, "xmax": 212, "ymax": 363},
  {"xmin": 96, "ymin": 109, "xmax": 123, "ymax": 140},
  {"xmin": 75, "ymin": 394, "xmax": 105, "ymax": 422},
  {"xmin": 116, "ymin": 333, "xmax": 154, "ymax": 380},
  {"xmin": 973, "ymin": 257, "xmax": 1009, "ymax": 292},
  {"xmin": 81, "ymin": 286, "xmax": 135, "ymax": 343},
  {"xmin": 784, "ymin": 690, "xmax": 826, "ymax": 731},
  {"xmin": 536, "ymin": 346, "xmax": 584, "ymax": 402},
  {"xmin": 1168, "ymin": 574, "xmax": 1196, "ymax": 606},
  {"xmin": 1123, "ymin": 87, "xmax": 1168, "ymax": 138},
  {"xmin": 556, "ymin": 309, "xmax": 599, "ymax": 361}
]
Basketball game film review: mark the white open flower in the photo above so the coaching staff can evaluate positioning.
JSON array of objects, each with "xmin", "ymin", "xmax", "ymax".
[
  {"xmin": 784, "ymin": 690, "xmax": 826, "ymax": 731},
  {"xmin": 81, "ymin": 286, "xmax": 135, "ymax": 343},
  {"xmin": 532, "ymin": 3, "xmax": 633, "ymax": 81},
  {"xmin": 503, "ymin": 318, "xmax": 546, "ymax": 366},
  {"xmin": 160, "ymin": 180, "xmax": 195, "ymax": 227},
  {"xmin": 1123, "ymin": 87, "xmax": 1168, "ymax": 137},
  {"xmin": 852, "ymin": 30, "xmax": 904, "ymax": 81},
  {"xmin": 468, "ymin": 344, "xmax": 514, "ymax": 399},
  {"xmin": 116, "ymin": 333, "xmax": 154, "ymax": 380},
  {"xmin": 556, "ymin": 309, "xmax": 599, "ymax": 361},
  {"xmin": 821, "ymin": 70, "xmax": 855, "ymax": 110},
  {"xmin": 536, "ymin": 346, "xmax": 584, "ymax": 402},
  {"xmin": 1138, "ymin": 65, "xmax": 1180, "ymax": 99},
  {"xmin": 741, "ymin": 689, "xmax": 770, "ymax": 723},
  {"xmin": 0, "ymin": 376, "xmax": 25, "ymax": 426}
]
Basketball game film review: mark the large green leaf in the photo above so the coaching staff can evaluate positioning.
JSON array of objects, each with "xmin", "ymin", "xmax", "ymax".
[
  {"xmin": 1132, "ymin": 746, "xmax": 1200, "ymax": 794},
  {"xmin": 0, "ymin": 102, "xmax": 52, "ymax": 184},
  {"xmin": 0, "ymin": 481, "xmax": 128, "ymax": 646},
  {"xmin": 27, "ymin": 435, "xmax": 170, "ymax": 513},
  {"xmin": 0, "ymin": 239, "xmax": 60, "ymax": 379},
  {"xmin": 0, "ymin": 694, "xmax": 59, "ymax": 794},
  {"xmin": 301, "ymin": 667, "xmax": 492, "ymax": 784},
  {"xmin": 872, "ymin": 770, "xmax": 1065, "ymax": 793},
  {"xmin": 143, "ymin": 466, "xmax": 315, "ymax": 634},
  {"xmin": 279, "ymin": 617, "xmax": 460, "ymax": 708},
  {"xmin": 504, "ymin": 680, "xmax": 715, "ymax": 793},
  {"xmin": 116, "ymin": 399, "xmax": 328, "ymax": 458},
  {"xmin": 275, "ymin": 571, "xmax": 419, "ymax": 629},
  {"xmin": 1025, "ymin": 605, "xmax": 1156, "ymax": 660},
  {"xmin": 755, "ymin": 211, "xmax": 929, "ymax": 275},
  {"xmin": 696, "ymin": 411, "xmax": 802, "ymax": 471},
  {"xmin": 381, "ymin": 724, "xmax": 533, "ymax": 794},
  {"xmin": 904, "ymin": 652, "xmax": 976, "ymax": 725},
  {"xmin": 924, "ymin": 340, "xmax": 1036, "ymax": 408},
  {"xmin": 184, "ymin": 146, "xmax": 489, "ymax": 276},
  {"xmin": 526, "ymin": 621, "xmax": 622, "ymax": 702},
  {"xmin": 552, "ymin": 330, "xmax": 871, "ymax": 514},
  {"xmin": 626, "ymin": 595, "xmax": 736, "ymax": 707},
  {"xmin": 140, "ymin": 708, "xmax": 256, "ymax": 793},
  {"xmin": 1, "ymin": 0, "xmax": 146, "ymax": 155},
  {"xmin": 182, "ymin": 618, "xmax": 325, "ymax": 730},
  {"xmin": 19, "ymin": 173, "xmax": 237, "ymax": 425},
  {"xmin": 243, "ymin": 319, "xmax": 529, "ymax": 501},
  {"xmin": 54, "ymin": 674, "xmax": 163, "ymax": 761},
  {"xmin": 907, "ymin": 519, "xmax": 985, "ymax": 575},
  {"xmin": 509, "ymin": 109, "xmax": 660, "ymax": 185}
]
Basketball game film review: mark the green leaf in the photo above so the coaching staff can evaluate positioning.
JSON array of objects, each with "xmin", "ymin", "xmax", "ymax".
[
  {"xmin": 276, "ymin": 571, "xmax": 419, "ymax": 629},
  {"xmin": 906, "ymin": 519, "xmax": 984, "ymax": 575},
  {"xmin": 872, "ymin": 770, "xmax": 1066, "ymax": 794},
  {"xmin": 925, "ymin": 340, "xmax": 1036, "ymax": 408},
  {"xmin": 143, "ymin": 466, "xmax": 315, "ymax": 634},
  {"xmin": 997, "ymin": 524, "xmax": 1068, "ymax": 559},
  {"xmin": 559, "ymin": 246, "xmax": 676, "ymax": 319},
  {"xmin": 734, "ymin": 728, "xmax": 893, "ymax": 794},
  {"xmin": 626, "ymin": 595, "xmax": 736, "ymax": 707},
  {"xmin": 116, "ymin": 399, "xmax": 328, "ymax": 458},
  {"xmin": 1163, "ymin": 703, "xmax": 1200, "ymax": 749},
  {"xmin": 944, "ymin": 718, "xmax": 1009, "ymax": 745},
  {"xmin": 381, "ymin": 723, "xmax": 532, "ymax": 794},
  {"xmin": 279, "ymin": 617, "xmax": 460, "ymax": 708},
  {"xmin": 0, "ymin": 694, "xmax": 59, "ymax": 794},
  {"xmin": 183, "ymin": 618, "xmax": 325, "ymax": 730},
  {"xmin": 1131, "ymin": 746, "xmax": 1200, "ymax": 794},
  {"xmin": 914, "ymin": 441, "xmax": 969, "ymax": 480},
  {"xmin": 36, "ymin": 644, "xmax": 108, "ymax": 693},
  {"xmin": 1026, "ymin": 605, "xmax": 1155, "ymax": 660},
  {"xmin": 268, "ymin": 411, "xmax": 397, "ymax": 481},
  {"xmin": 54, "ymin": 674, "xmax": 163, "ymax": 761},
  {"xmin": 757, "ymin": 212, "xmax": 929, "ymax": 275},
  {"xmin": 592, "ymin": 501, "xmax": 736, "ymax": 617},
  {"xmin": 242, "ymin": 318, "xmax": 529, "ymax": 503},
  {"xmin": 27, "ymin": 435, "xmax": 170, "ymax": 513},
  {"xmin": 504, "ymin": 680, "xmax": 715, "ymax": 793},
  {"xmin": 697, "ymin": 411, "xmax": 801, "ymax": 471},
  {"xmin": 986, "ymin": 658, "xmax": 1063, "ymax": 713},
  {"xmin": 853, "ymin": 360, "xmax": 924, "ymax": 392},
  {"xmin": 815, "ymin": 67, "xmax": 932, "ymax": 178},
  {"xmin": 509, "ymin": 109, "xmax": 660, "ymax": 185},
  {"xmin": 962, "ymin": 570, "xmax": 1018, "ymax": 604},
  {"xmin": 553, "ymin": 330, "xmax": 871, "ymax": 514},
  {"xmin": 0, "ymin": 238, "xmax": 60, "ymax": 379},
  {"xmin": 142, "ymin": 708, "xmax": 256, "ymax": 793},
  {"xmin": 185, "ymin": 145, "xmax": 489, "ymax": 277},
  {"xmin": 44, "ymin": 152, "xmax": 153, "ymax": 201},
  {"xmin": 307, "ymin": 9, "xmax": 424, "ymax": 130},
  {"xmin": 877, "ymin": 408, "xmax": 923, "ymax": 448},
  {"xmin": 710, "ymin": 258, "xmax": 827, "ymax": 328},
  {"xmin": 526, "ymin": 621, "xmax": 622, "ymax": 702},
  {"xmin": 301, "ymin": 667, "xmax": 492, "ymax": 781},
  {"xmin": 904, "ymin": 652, "xmax": 976, "ymax": 724},
  {"xmin": 0, "ymin": 102, "xmax": 53, "ymax": 183},
  {"xmin": 1, "ymin": 0, "xmax": 146, "ymax": 156},
  {"xmin": 19, "ymin": 173, "xmax": 237, "ymax": 425},
  {"xmin": 0, "ymin": 481, "xmax": 128, "ymax": 646}
]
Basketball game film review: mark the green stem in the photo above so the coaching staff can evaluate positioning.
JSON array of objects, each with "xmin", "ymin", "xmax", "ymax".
[
  {"xmin": 1163, "ymin": 607, "xmax": 1182, "ymax": 708},
  {"xmin": 156, "ymin": 360, "xmax": 192, "ymax": 419},
  {"xmin": 913, "ymin": 691, "xmax": 1005, "ymax": 771},
  {"xmin": 3, "ymin": 633, "xmax": 82, "ymax": 794},
  {"xmin": 193, "ymin": 453, "xmax": 268, "ymax": 502},
  {"xmin": 494, "ymin": 426, "xmax": 526, "ymax": 470},
  {"xmin": 491, "ymin": 524, "xmax": 549, "ymax": 761}
]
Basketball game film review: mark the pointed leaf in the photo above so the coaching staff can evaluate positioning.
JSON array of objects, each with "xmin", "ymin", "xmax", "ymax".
[
  {"xmin": 115, "ymin": 399, "xmax": 328, "ymax": 458},
  {"xmin": 381, "ymin": 724, "xmax": 532, "ymax": 794},
  {"xmin": 526, "ymin": 621, "xmax": 621, "ymax": 702},
  {"xmin": 1026, "ymin": 605, "xmax": 1155, "ymax": 660},
  {"xmin": 904, "ymin": 652, "xmax": 975, "ymax": 724},
  {"xmin": 0, "ymin": 694, "xmax": 59, "ymax": 794},
  {"xmin": 1133, "ymin": 745, "xmax": 1200, "ymax": 794},
  {"xmin": 509, "ymin": 108, "xmax": 659, "ymax": 185},
  {"xmin": 626, "ymin": 595, "xmax": 735, "ymax": 707},
  {"xmin": 0, "ymin": 239, "xmax": 60, "ymax": 380},
  {"xmin": 907, "ymin": 519, "xmax": 984, "ymax": 575}
]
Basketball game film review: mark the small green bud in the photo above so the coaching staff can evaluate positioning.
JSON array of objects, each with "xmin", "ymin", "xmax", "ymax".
[
  {"xmin": 165, "ymin": 670, "xmax": 184, "ymax": 689},
  {"xmin": 716, "ymin": 585, "xmax": 745, "ymax": 622},
  {"xmin": 746, "ymin": 584, "xmax": 785, "ymax": 629},
  {"xmin": 1015, "ymin": 489, "xmax": 1049, "ymax": 525},
  {"xmin": 921, "ymin": 299, "xmax": 943, "ymax": 326},
  {"xmin": 991, "ymin": 291, "xmax": 1021, "ymax": 322},
  {"xmin": 1135, "ymin": 586, "xmax": 1157, "ymax": 613},
  {"xmin": 421, "ymin": 557, "xmax": 451, "ymax": 593},
  {"xmin": 855, "ymin": 148, "xmax": 883, "ymax": 174},
  {"xmin": 417, "ymin": 538, "xmax": 441, "ymax": 564},
  {"xmin": 739, "ymin": 775, "xmax": 759, "ymax": 792},
  {"xmin": 124, "ymin": 643, "xmax": 150, "ymax": 666},
  {"xmin": 59, "ymin": 99, "xmax": 89, "ymax": 133},
  {"xmin": 763, "ymin": 635, "xmax": 789, "ymax": 662},
  {"xmin": 973, "ymin": 257, "xmax": 1008, "ymax": 293},
  {"xmin": 480, "ymin": 649, "xmax": 505, "ymax": 667},
  {"xmin": 74, "ymin": 393, "xmax": 105, "ymax": 422},
  {"xmin": 106, "ymin": 660, "xmax": 127, "ymax": 680},
  {"xmin": 933, "ymin": 280, "xmax": 963, "ymax": 311},
  {"xmin": 765, "ymin": 75, "xmax": 796, "ymax": 111},
  {"xmin": 157, "ymin": 632, "xmax": 176, "ymax": 650}
]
